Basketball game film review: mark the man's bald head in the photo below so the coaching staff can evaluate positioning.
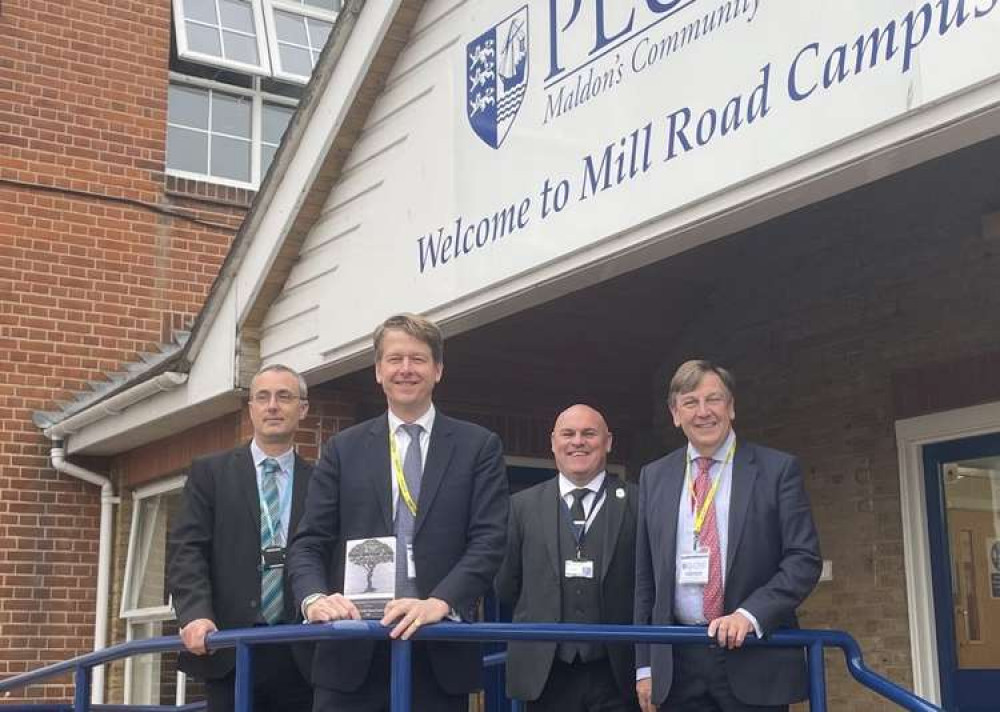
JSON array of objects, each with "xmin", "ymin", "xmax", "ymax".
[{"xmin": 551, "ymin": 404, "xmax": 613, "ymax": 486}]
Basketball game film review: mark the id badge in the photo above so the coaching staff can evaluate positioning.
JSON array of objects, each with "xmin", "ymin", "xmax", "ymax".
[
  {"xmin": 564, "ymin": 559, "xmax": 595, "ymax": 579},
  {"xmin": 678, "ymin": 550, "xmax": 710, "ymax": 585},
  {"xmin": 406, "ymin": 543, "xmax": 416, "ymax": 579}
]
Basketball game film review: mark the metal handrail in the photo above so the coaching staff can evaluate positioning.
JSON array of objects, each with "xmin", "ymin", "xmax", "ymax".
[{"xmin": 0, "ymin": 622, "xmax": 942, "ymax": 711}]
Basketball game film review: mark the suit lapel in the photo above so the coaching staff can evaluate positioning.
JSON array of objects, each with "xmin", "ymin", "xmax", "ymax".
[
  {"xmin": 600, "ymin": 475, "xmax": 626, "ymax": 582},
  {"xmin": 235, "ymin": 445, "xmax": 261, "ymax": 535},
  {"xmin": 540, "ymin": 478, "xmax": 561, "ymax": 578},
  {"xmin": 660, "ymin": 451, "xmax": 686, "ymax": 595},
  {"xmin": 367, "ymin": 416, "xmax": 394, "ymax": 532},
  {"xmin": 726, "ymin": 442, "xmax": 758, "ymax": 577},
  {"xmin": 288, "ymin": 454, "xmax": 310, "ymax": 533},
  {"xmin": 414, "ymin": 414, "xmax": 455, "ymax": 535}
]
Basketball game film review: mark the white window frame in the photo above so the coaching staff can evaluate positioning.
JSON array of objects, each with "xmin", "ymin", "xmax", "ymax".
[
  {"xmin": 121, "ymin": 475, "xmax": 188, "ymax": 706},
  {"xmin": 167, "ymin": 72, "xmax": 299, "ymax": 189},
  {"xmin": 895, "ymin": 400, "xmax": 1000, "ymax": 706},
  {"xmin": 261, "ymin": 0, "xmax": 338, "ymax": 84},
  {"xmin": 172, "ymin": 0, "xmax": 273, "ymax": 76}
]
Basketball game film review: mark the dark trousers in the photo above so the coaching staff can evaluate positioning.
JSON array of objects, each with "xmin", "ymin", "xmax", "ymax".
[
  {"xmin": 664, "ymin": 646, "xmax": 787, "ymax": 712},
  {"xmin": 527, "ymin": 658, "xmax": 637, "ymax": 712},
  {"xmin": 312, "ymin": 643, "xmax": 467, "ymax": 712},
  {"xmin": 204, "ymin": 642, "xmax": 312, "ymax": 712}
]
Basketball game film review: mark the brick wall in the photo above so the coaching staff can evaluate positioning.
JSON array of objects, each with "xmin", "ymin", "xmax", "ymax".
[
  {"xmin": 648, "ymin": 140, "xmax": 1000, "ymax": 710},
  {"xmin": 0, "ymin": 0, "xmax": 245, "ymax": 700}
]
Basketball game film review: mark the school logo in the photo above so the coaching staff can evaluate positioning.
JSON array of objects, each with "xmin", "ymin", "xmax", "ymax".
[{"xmin": 466, "ymin": 6, "xmax": 529, "ymax": 149}]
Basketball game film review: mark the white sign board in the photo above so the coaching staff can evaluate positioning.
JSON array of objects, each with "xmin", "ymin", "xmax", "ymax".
[{"xmin": 315, "ymin": 0, "xmax": 1000, "ymax": 358}]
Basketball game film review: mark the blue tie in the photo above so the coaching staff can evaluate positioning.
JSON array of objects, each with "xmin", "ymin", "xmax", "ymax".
[
  {"xmin": 260, "ymin": 458, "xmax": 284, "ymax": 624},
  {"xmin": 395, "ymin": 424, "xmax": 423, "ymax": 598}
]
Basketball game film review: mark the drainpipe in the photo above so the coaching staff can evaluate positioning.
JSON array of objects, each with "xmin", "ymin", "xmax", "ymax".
[{"xmin": 49, "ymin": 443, "xmax": 118, "ymax": 705}]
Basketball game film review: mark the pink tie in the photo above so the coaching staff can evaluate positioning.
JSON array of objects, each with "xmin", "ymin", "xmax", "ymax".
[{"xmin": 694, "ymin": 456, "xmax": 724, "ymax": 621}]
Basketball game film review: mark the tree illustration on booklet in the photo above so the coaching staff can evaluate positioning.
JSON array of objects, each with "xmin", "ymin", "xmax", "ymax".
[{"xmin": 348, "ymin": 538, "xmax": 394, "ymax": 593}]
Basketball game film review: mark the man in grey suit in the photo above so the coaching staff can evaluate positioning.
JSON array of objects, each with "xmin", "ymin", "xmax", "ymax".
[
  {"xmin": 634, "ymin": 360, "xmax": 821, "ymax": 712},
  {"xmin": 168, "ymin": 364, "xmax": 313, "ymax": 712},
  {"xmin": 497, "ymin": 404, "xmax": 639, "ymax": 711}
]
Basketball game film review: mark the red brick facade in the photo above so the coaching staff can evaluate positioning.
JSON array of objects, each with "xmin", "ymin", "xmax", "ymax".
[{"xmin": 0, "ymin": 0, "xmax": 244, "ymax": 699}]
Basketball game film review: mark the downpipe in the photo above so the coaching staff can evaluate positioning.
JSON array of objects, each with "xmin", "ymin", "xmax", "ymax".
[{"xmin": 49, "ymin": 443, "xmax": 118, "ymax": 705}]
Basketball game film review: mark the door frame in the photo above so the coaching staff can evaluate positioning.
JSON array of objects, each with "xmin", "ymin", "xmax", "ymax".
[{"xmin": 895, "ymin": 400, "xmax": 1000, "ymax": 704}]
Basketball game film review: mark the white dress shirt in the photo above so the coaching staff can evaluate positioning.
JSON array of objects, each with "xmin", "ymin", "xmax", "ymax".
[{"xmin": 557, "ymin": 471, "xmax": 607, "ymax": 532}]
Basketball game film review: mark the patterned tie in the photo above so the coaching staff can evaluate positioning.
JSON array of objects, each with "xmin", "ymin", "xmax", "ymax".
[
  {"xmin": 259, "ymin": 458, "xmax": 284, "ymax": 625},
  {"xmin": 694, "ymin": 456, "xmax": 724, "ymax": 621},
  {"xmin": 395, "ymin": 424, "xmax": 423, "ymax": 598}
]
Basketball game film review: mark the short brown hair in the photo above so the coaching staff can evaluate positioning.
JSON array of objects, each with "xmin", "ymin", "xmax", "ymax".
[
  {"xmin": 668, "ymin": 360, "xmax": 734, "ymax": 408},
  {"xmin": 373, "ymin": 313, "xmax": 444, "ymax": 363}
]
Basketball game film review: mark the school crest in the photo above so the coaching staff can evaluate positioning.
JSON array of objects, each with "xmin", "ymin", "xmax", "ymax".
[{"xmin": 466, "ymin": 7, "xmax": 529, "ymax": 149}]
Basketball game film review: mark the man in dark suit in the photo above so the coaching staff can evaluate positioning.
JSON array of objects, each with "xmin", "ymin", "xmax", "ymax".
[
  {"xmin": 497, "ymin": 404, "xmax": 639, "ymax": 711},
  {"xmin": 287, "ymin": 313, "xmax": 508, "ymax": 712},
  {"xmin": 168, "ymin": 364, "xmax": 314, "ymax": 712},
  {"xmin": 634, "ymin": 360, "xmax": 821, "ymax": 712}
]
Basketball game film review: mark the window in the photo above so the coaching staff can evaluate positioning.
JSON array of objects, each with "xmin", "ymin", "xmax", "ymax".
[
  {"xmin": 166, "ymin": 73, "xmax": 298, "ymax": 187},
  {"xmin": 262, "ymin": 0, "xmax": 338, "ymax": 82},
  {"xmin": 173, "ymin": 0, "xmax": 340, "ymax": 83},
  {"xmin": 121, "ymin": 477, "xmax": 190, "ymax": 706}
]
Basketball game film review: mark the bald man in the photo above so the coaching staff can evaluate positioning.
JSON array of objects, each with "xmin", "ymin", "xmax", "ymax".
[{"xmin": 497, "ymin": 405, "xmax": 640, "ymax": 711}]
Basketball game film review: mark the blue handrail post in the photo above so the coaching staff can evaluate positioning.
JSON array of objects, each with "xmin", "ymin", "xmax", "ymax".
[
  {"xmin": 390, "ymin": 639, "xmax": 412, "ymax": 712},
  {"xmin": 807, "ymin": 639, "xmax": 827, "ymax": 711},
  {"xmin": 72, "ymin": 664, "xmax": 91, "ymax": 712},
  {"xmin": 234, "ymin": 642, "xmax": 253, "ymax": 712}
]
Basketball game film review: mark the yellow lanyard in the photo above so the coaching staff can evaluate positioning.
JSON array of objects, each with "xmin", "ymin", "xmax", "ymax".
[
  {"xmin": 389, "ymin": 427, "xmax": 418, "ymax": 516},
  {"xmin": 685, "ymin": 440, "xmax": 736, "ymax": 540}
]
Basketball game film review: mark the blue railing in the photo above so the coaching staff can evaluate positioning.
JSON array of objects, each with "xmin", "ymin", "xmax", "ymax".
[{"xmin": 0, "ymin": 622, "xmax": 941, "ymax": 712}]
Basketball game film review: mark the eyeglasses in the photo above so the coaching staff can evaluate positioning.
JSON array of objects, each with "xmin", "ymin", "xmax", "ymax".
[{"xmin": 251, "ymin": 390, "xmax": 303, "ymax": 405}]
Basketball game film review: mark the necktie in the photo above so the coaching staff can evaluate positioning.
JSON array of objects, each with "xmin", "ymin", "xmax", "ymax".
[
  {"xmin": 569, "ymin": 488, "xmax": 590, "ymax": 521},
  {"xmin": 395, "ymin": 424, "xmax": 423, "ymax": 597},
  {"xmin": 260, "ymin": 458, "xmax": 284, "ymax": 625},
  {"xmin": 694, "ymin": 456, "xmax": 724, "ymax": 621}
]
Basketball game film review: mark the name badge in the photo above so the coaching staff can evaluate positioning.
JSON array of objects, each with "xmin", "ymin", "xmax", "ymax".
[
  {"xmin": 405, "ymin": 543, "xmax": 417, "ymax": 579},
  {"xmin": 564, "ymin": 559, "xmax": 595, "ymax": 579},
  {"xmin": 678, "ymin": 550, "xmax": 710, "ymax": 585}
]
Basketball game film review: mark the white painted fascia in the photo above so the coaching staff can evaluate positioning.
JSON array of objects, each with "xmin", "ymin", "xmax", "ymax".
[
  {"xmin": 232, "ymin": 0, "xmax": 403, "ymax": 330},
  {"xmin": 895, "ymin": 400, "xmax": 1000, "ymax": 705}
]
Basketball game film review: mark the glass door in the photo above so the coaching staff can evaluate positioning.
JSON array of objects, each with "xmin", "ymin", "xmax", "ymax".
[{"xmin": 923, "ymin": 433, "xmax": 1000, "ymax": 711}]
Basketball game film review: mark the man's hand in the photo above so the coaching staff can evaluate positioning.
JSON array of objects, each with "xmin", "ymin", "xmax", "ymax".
[
  {"xmin": 305, "ymin": 593, "xmax": 361, "ymax": 622},
  {"xmin": 707, "ymin": 610, "xmax": 755, "ymax": 649},
  {"xmin": 381, "ymin": 597, "xmax": 449, "ymax": 640},
  {"xmin": 180, "ymin": 618, "xmax": 217, "ymax": 656},
  {"xmin": 636, "ymin": 678, "xmax": 657, "ymax": 712}
]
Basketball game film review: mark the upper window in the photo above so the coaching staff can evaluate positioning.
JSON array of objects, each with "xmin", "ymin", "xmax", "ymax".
[
  {"xmin": 166, "ymin": 72, "xmax": 298, "ymax": 187},
  {"xmin": 173, "ymin": 0, "xmax": 340, "ymax": 84}
]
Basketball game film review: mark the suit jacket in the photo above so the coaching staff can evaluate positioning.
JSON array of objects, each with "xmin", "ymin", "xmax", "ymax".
[
  {"xmin": 633, "ymin": 441, "xmax": 821, "ymax": 707},
  {"xmin": 286, "ymin": 411, "xmax": 508, "ymax": 694},
  {"xmin": 496, "ymin": 474, "xmax": 638, "ymax": 702},
  {"xmin": 167, "ymin": 444, "xmax": 314, "ymax": 680}
]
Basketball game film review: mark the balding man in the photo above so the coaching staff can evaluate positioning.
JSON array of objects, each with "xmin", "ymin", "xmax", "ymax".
[{"xmin": 497, "ymin": 405, "xmax": 639, "ymax": 711}]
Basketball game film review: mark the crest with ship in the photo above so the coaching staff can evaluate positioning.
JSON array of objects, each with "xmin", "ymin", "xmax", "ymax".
[{"xmin": 467, "ymin": 7, "xmax": 529, "ymax": 149}]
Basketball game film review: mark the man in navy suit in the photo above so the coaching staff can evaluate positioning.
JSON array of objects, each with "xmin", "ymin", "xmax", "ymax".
[
  {"xmin": 634, "ymin": 360, "xmax": 821, "ymax": 712},
  {"xmin": 287, "ymin": 313, "xmax": 508, "ymax": 712},
  {"xmin": 168, "ymin": 364, "xmax": 314, "ymax": 712}
]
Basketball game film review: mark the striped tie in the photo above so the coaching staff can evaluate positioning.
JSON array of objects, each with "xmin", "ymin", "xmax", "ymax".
[
  {"xmin": 694, "ymin": 456, "xmax": 724, "ymax": 621},
  {"xmin": 260, "ymin": 458, "xmax": 284, "ymax": 625}
]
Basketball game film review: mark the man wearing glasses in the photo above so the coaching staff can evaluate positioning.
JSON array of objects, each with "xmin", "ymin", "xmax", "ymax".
[{"xmin": 168, "ymin": 364, "xmax": 314, "ymax": 712}]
